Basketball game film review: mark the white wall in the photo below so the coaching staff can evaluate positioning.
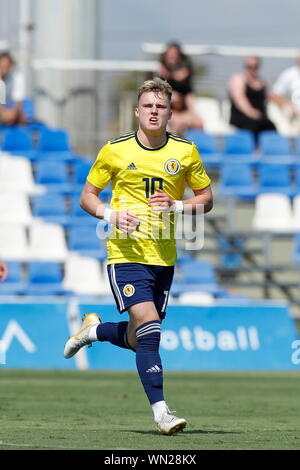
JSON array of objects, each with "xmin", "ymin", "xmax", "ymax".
[
  {"xmin": 0, "ymin": 0, "xmax": 20, "ymax": 51},
  {"xmin": 32, "ymin": 0, "xmax": 101, "ymax": 135}
]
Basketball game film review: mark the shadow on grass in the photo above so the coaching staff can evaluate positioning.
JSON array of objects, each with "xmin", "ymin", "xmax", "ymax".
[{"xmin": 128, "ymin": 429, "xmax": 241, "ymax": 436}]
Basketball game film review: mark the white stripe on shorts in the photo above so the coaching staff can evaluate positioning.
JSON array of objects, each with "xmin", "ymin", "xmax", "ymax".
[{"xmin": 110, "ymin": 264, "xmax": 125, "ymax": 311}]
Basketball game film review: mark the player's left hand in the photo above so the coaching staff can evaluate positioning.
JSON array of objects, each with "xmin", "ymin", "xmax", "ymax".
[{"xmin": 148, "ymin": 189, "xmax": 174, "ymax": 212}]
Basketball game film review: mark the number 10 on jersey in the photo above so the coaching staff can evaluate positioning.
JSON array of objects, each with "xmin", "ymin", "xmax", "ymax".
[{"xmin": 143, "ymin": 177, "xmax": 163, "ymax": 199}]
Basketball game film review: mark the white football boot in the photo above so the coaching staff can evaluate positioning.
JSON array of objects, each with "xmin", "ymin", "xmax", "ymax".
[
  {"xmin": 157, "ymin": 408, "xmax": 187, "ymax": 435},
  {"xmin": 64, "ymin": 313, "xmax": 101, "ymax": 359}
]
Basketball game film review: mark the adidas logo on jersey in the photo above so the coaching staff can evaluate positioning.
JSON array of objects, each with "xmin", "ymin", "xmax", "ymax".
[
  {"xmin": 146, "ymin": 365, "xmax": 162, "ymax": 373},
  {"xmin": 126, "ymin": 162, "xmax": 138, "ymax": 170}
]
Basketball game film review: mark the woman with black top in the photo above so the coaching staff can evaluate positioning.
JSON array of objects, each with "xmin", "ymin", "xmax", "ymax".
[
  {"xmin": 228, "ymin": 56, "xmax": 276, "ymax": 143},
  {"xmin": 159, "ymin": 42, "xmax": 203, "ymax": 135}
]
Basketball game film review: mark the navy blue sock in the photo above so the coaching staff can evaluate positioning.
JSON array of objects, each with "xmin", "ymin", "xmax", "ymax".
[
  {"xmin": 135, "ymin": 320, "xmax": 164, "ymax": 405},
  {"xmin": 96, "ymin": 321, "xmax": 131, "ymax": 350}
]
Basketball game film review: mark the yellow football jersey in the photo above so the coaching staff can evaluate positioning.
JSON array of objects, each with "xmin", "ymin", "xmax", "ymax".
[{"xmin": 87, "ymin": 132, "xmax": 211, "ymax": 266}]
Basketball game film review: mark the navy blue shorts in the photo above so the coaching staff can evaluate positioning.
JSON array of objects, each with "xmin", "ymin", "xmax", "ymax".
[{"xmin": 107, "ymin": 263, "xmax": 174, "ymax": 319}]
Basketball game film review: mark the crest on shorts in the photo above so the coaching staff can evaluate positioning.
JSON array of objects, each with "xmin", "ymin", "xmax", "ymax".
[
  {"xmin": 164, "ymin": 159, "xmax": 181, "ymax": 175},
  {"xmin": 123, "ymin": 284, "xmax": 135, "ymax": 297}
]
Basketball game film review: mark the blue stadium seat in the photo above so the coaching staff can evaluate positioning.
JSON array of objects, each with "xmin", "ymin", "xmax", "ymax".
[
  {"xmin": 176, "ymin": 246, "xmax": 193, "ymax": 265},
  {"xmin": 70, "ymin": 190, "xmax": 112, "ymax": 223},
  {"xmin": 295, "ymin": 165, "xmax": 300, "ymax": 190},
  {"xmin": 1, "ymin": 127, "xmax": 36, "ymax": 160},
  {"xmin": 22, "ymin": 98, "xmax": 36, "ymax": 122},
  {"xmin": 39, "ymin": 128, "xmax": 70, "ymax": 151},
  {"xmin": 181, "ymin": 259, "xmax": 216, "ymax": 283},
  {"xmin": 73, "ymin": 159, "xmax": 92, "ymax": 183},
  {"xmin": 72, "ymin": 159, "xmax": 93, "ymax": 192},
  {"xmin": 35, "ymin": 128, "xmax": 82, "ymax": 162},
  {"xmin": 35, "ymin": 161, "xmax": 72, "ymax": 193},
  {"xmin": 171, "ymin": 259, "xmax": 227, "ymax": 297},
  {"xmin": 31, "ymin": 194, "xmax": 70, "ymax": 226},
  {"xmin": 259, "ymin": 131, "xmax": 291, "ymax": 155},
  {"xmin": 184, "ymin": 130, "xmax": 222, "ymax": 168},
  {"xmin": 258, "ymin": 131, "xmax": 296, "ymax": 165},
  {"xmin": 68, "ymin": 225, "xmax": 107, "ymax": 261},
  {"xmin": 70, "ymin": 195, "xmax": 98, "ymax": 225},
  {"xmin": 295, "ymin": 138, "xmax": 300, "ymax": 156},
  {"xmin": 258, "ymin": 163, "xmax": 295, "ymax": 196},
  {"xmin": 219, "ymin": 162, "xmax": 258, "ymax": 198},
  {"xmin": 72, "ymin": 158, "xmax": 112, "ymax": 200},
  {"xmin": 223, "ymin": 130, "xmax": 255, "ymax": 155},
  {"xmin": 20, "ymin": 98, "xmax": 49, "ymax": 134},
  {"xmin": 27, "ymin": 262, "xmax": 66, "ymax": 295},
  {"xmin": 292, "ymin": 233, "xmax": 300, "ymax": 264},
  {"xmin": 218, "ymin": 236, "xmax": 244, "ymax": 269},
  {"xmin": 0, "ymin": 261, "xmax": 26, "ymax": 295}
]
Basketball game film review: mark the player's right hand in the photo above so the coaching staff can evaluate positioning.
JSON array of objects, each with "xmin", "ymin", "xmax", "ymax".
[{"xmin": 111, "ymin": 210, "xmax": 141, "ymax": 234}]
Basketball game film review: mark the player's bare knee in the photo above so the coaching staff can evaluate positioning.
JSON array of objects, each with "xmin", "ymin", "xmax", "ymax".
[{"xmin": 128, "ymin": 302, "xmax": 160, "ymax": 328}]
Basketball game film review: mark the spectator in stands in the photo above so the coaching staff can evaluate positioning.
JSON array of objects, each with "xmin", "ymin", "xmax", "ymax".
[
  {"xmin": 228, "ymin": 56, "xmax": 276, "ymax": 143},
  {"xmin": 271, "ymin": 51, "xmax": 300, "ymax": 126},
  {"xmin": 0, "ymin": 51, "xmax": 27, "ymax": 126},
  {"xmin": 0, "ymin": 261, "xmax": 8, "ymax": 281},
  {"xmin": 159, "ymin": 42, "xmax": 203, "ymax": 135}
]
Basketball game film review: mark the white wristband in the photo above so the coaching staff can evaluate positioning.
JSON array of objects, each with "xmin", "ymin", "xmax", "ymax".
[
  {"xmin": 172, "ymin": 200, "xmax": 184, "ymax": 213},
  {"xmin": 103, "ymin": 208, "xmax": 113, "ymax": 222}
]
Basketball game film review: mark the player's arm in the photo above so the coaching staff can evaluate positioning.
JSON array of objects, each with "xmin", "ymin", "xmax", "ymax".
[
  {"xmin": 80, "ymin": 181, "xmax": 140, "ymax": 234},
  {"xmin": 148, "ymin": 185, "xmax": 213, "ymax": 215},
  {"xmin": 184, "ymin": 185, "xmax": 213, "ymax": 214}
]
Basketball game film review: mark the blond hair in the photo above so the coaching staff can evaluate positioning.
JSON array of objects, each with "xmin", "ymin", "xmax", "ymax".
[{"xmin": 137, "ymin": 77, "xmax": 172, "ymax": 103}]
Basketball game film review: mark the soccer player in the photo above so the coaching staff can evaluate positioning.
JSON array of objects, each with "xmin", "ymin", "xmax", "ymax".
[
  {"xmin": 0, "ymin": 260, "xmax": 8, "ymax": 282},
  {"xmin": 64, "ymin": 77, "xmax": 213, "ymax": 435}
]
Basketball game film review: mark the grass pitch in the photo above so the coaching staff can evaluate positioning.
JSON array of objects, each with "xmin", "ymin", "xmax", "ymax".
[{"xmin": 0, "ymin": 369, "xmax": 299, "ymax": 450}]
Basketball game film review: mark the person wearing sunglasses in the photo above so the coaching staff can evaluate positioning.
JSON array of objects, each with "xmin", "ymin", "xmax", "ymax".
[{"xmin": 228, "ymin": 56, "xmax": 276, "ymax": 144}]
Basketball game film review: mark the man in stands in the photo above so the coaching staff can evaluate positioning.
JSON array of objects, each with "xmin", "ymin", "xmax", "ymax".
[
  {"xmin": 272, "ymin": 51, "xmax": 300, "ymax": 130},
  {"xmin": 0, "ymin": 51, "xmax": 27, "ymax": 125}
]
